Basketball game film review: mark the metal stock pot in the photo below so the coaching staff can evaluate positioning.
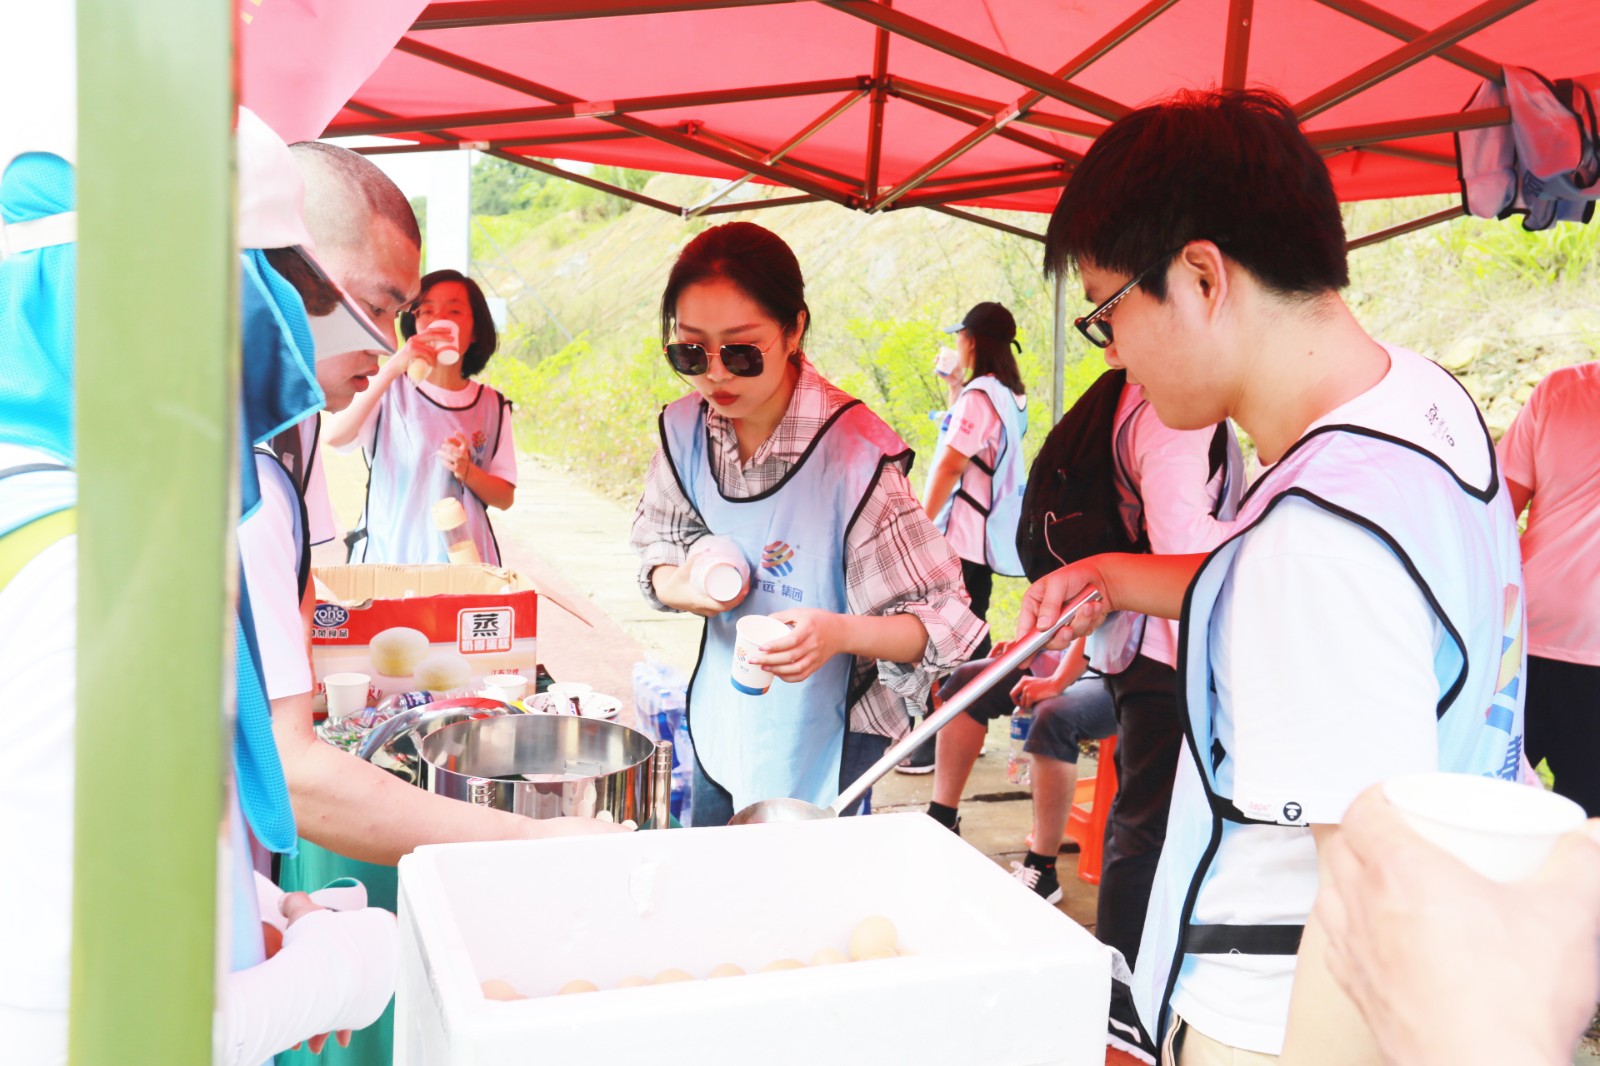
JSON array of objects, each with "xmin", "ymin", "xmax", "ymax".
[{"xmin": 356, "ymin": 697, "xmax": 657, "ymax": 823}]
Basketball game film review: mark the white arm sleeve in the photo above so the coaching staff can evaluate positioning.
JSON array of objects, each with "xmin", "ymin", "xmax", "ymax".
[{"xmin": 216, "ymin": 908, "xmax": 398, "ymax": 1066}]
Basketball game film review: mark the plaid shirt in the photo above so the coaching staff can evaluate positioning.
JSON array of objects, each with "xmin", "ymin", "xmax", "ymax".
[{"xmin": 630, "ymin": 359, "xmax": 986, "ymax": 738}]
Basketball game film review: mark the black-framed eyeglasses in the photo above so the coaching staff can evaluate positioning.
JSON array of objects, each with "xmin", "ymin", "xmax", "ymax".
[
  {"xmin": 663, "ymin": 339, "xmax": 774, "ymax": 378},
  {"xmin": 1074, "ymin": 248, "xmax": 1184, "ymax": 349}
]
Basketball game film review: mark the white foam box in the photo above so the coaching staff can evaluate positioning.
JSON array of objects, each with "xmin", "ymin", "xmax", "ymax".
[{"xmin": 395, "ymin": 813, "xmax": 1110, "ymax": 1065}]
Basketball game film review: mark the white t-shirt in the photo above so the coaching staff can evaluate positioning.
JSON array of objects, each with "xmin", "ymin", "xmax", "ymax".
[
  {"xmin": 1496, "ymin": 361, "xmax": 1600, "ymax": 665},
  {"xmin": 936, "ymin": 381, "xmax": 1024, "ymax": 566},
  {"xmin": 1170, "ymin": 346, "xmax": 1484, "ymax": 1054},
  {"xmin": 238, "ymin": 453, "xmax": 313, "ymax": 700},
  {"xmin": 1112, "ymin": 385, "xmax": 1236, "ymax": 669},
  {"xmin": 342, "ymin": 378, "xmax": 518, "ymax": 486},
  {"xmin": 0, "ymin": 445, "xmax": 77, "ymax": 1028}
]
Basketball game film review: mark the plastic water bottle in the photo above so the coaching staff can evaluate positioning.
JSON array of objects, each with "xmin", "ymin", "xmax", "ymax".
[{"xmin": 1007, "ymin": 704, "xmax": 1033, "ymax": 787}]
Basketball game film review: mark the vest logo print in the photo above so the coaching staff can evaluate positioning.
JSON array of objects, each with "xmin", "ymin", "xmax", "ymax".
[
  {"xmin": 1282, "ymin": 801, "xmax": 1303, "ymax": 823},
  {"xmin": 761, "ymin": 540, "xmax": 796, "ymax": 577},
  {"xmin": 313, "ymin": 604, "xmax": 349, "ymax": 628}
]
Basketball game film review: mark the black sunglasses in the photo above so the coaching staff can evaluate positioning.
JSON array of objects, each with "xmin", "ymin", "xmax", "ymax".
[
  {"xmin": 1074, "ymin": 246, "xmax": 1187, "ymax": 349},
  {"xmin": 663, "ymin": 340, "xmax": 771, "ymax": 378}
]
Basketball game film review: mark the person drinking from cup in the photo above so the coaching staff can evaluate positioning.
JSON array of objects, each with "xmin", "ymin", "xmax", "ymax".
[
  {"xmin": 326, "ymin": 269, "xmax": 515, "ymax": 565},
  {"xmin": 629, "ymin": 222, "xmax": 985, "ymax": 827}
]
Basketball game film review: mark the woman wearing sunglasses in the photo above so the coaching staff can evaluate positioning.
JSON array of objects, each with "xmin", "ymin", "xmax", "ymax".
[
  {"xmin": 326, "ymin": 269, "xmax": 515, "ymax": 566},
  {"xmin": 630, "ymin": 222, "xmax": 985, "ymax": 827}
]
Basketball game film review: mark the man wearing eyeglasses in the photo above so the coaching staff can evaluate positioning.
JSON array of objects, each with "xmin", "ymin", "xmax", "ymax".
[{"xmin": 1021, "ymin": 89, "xmax": 1525, "ymax": 1065}]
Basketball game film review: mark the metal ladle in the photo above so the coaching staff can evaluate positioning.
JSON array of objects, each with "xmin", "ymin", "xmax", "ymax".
[{"xmin": 728, "ymin": 588, "xmax": 1102, "ymax": 826}]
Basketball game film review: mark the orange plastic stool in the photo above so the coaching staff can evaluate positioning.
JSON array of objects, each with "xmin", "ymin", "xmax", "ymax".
[{"xmin": 1063, "ymin": 735, "xmax": 1118, "ymax": 885}]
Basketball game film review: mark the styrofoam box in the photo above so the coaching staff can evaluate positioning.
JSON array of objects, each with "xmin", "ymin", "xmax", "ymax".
[{"xmin": 396, "ymin": 813, "xmax": 1110, "ymax": 1065}]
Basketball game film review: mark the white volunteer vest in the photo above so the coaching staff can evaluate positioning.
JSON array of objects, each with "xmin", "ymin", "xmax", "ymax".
[
  {"xmin": 660, "ymin": 393, "xmax": 911, "ymax": 811},
  {"xmin": 352, "ymin": 379, "xmax": 509, "ymax": 566},
  {"xmin": 1133, "ymin": 423, "xmax": 1527, "ymax": 1048}
]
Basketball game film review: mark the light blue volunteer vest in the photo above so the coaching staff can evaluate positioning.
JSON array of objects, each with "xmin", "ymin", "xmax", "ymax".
[
  {"xmin": 1132, "ymin": 424, "xmax": 1527, "ymax": 1048},
  {"xmin": 660, "ymin": 393, "xmax": 911, "ymax": 812},
  {"xmin": 351, "ymin": 379, "xmax": 509, "ymax": 566},
  {"xmin": 929, "ymin": 374, "xmax": 1027, "ymax": 577}
]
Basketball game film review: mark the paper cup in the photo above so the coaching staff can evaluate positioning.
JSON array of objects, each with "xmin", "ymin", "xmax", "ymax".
[
  {"xmin": 732, "ymin": 615, "xmax": 792, "ymax": 696},
  {"xmin": 483, "ymin": 673, "xmax": 529, "ymax": 703},
  {"xmin": 547, "ymin": 681, "xmax": 592, "ymax": 715},
  {"xmin": 1383, "ymin": 772, "xmax": 1587, "ymax": 883},
  {"xmin": 934, "ymin": 345, "xmax": 961, "ymax": 378},
  {"xmin": 323, "ymin": 672, "xmax": 372, "ymax": 721},
  {"xmin": 688, "ymin": 536, "xmax": 750, "ymax": 602}
]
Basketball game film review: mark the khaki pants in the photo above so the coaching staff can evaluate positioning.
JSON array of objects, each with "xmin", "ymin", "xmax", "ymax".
[{"xmin": 1164, "ymin": 1016, "xmax": 1280, "ymax": 1066}]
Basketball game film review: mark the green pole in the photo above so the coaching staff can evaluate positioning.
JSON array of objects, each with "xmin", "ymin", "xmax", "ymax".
[{"xmin": 71, "ymin": 0, "xmax": 236, "ymax": 1061}]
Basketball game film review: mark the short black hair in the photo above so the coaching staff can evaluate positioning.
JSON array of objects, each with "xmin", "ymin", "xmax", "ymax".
[
  {"xmin": 400, "ymin": 269, "xmax": 499, "ymax": 378},
  {"xmin": 1045, "ymin": 89, "xmax": 1348, "ymax": 301},
  {"xmin": 660, "ymin": 222, "xmax": 808, "ymax": 350}
]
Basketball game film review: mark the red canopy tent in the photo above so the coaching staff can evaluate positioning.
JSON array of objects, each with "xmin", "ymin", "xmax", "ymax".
[{"xmin": 243, "ymin": 0, "xmax": 1600, "ymax": 240}]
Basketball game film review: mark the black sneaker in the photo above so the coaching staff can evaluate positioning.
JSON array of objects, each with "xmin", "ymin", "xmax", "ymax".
[
  {"xmin": 894, "ymin": 736, "xmax": 935, "ymax": 774},
  {"xmin": 1009, "ymin": 860, "xmax": 1063, "ymax": 904}
]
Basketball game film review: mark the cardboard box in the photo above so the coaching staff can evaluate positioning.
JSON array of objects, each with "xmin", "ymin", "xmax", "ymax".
[
  {"xmin": 309, "ymin": 564, "xmax": 538, "ymax": 711},
  {"xmin": 395, "ymin": 814, "xmax": 1111, "ymax": 1065}
]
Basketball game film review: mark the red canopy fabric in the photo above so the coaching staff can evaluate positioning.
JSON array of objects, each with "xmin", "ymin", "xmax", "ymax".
[{"xmin": 291, "ymin": 1, "xmax": 1600, "ymax": 214}]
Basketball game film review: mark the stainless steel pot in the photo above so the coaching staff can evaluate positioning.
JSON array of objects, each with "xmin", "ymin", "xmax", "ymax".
[{"xmin": 418, "ymin": 713, "xmax": 657, "ymax": 823}]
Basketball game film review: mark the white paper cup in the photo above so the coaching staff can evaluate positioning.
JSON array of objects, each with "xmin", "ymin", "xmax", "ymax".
[
  {"xmin": 934, "ymin": 346, "xmax": 961, "ymax": 378},
  {"xmin": 688, "ymin": 536, "xmax": 750, "ymax": 602},
  {"xmin": 1383, "ymin": 772, "xmax": 1587, "ymax": 883},
  {"xmin": 483, "ymin": 673, "xmax": 529, "ymax": 702},
  {"xmin": 323, "ymin": 672, "xmax": 371, "ymax": 721},
  {"xmin": 731, "ymin": 615, "xmax": 792, "ymax": 696},
  {"xmin": 547, "ymin": 681, "xmax": 592, "ymax": 715}
]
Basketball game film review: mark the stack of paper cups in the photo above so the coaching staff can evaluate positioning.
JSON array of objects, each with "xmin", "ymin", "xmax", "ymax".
[{"xmin": 688, "ymin": 535, "xmax": 750, "ymax": 602}]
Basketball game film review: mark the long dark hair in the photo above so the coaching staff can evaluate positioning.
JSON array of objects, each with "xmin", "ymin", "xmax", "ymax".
[
  {"xmin": 968, "ymin": 332, "xmax": 1026, "ymax": 397},
  {"xmin": 400, "ymin": 269, "xmax": 499, "ymax": 378},
  {"xmin": 660, "ymin": 222, "xmax": 809, "ymax": 353}
]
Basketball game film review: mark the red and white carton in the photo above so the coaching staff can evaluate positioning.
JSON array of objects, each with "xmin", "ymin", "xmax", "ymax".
[{"xmin": 309, "ymin": 564, "xmax": 539, "ymax": 712}]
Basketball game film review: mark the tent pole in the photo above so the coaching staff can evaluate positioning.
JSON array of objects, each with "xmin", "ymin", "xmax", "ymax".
[
  {"xmin": 356, "ymin": 131, "xmax": 639, "ymax": 155},
  {"xmin": 1052, "ymin": 268, "xmax": 1068, "ymax": 425},
  {"xmin": 413, "ymin": 0, "xmax": 796, "ymax": 31},
  {"xmin": 822, "ymin": 0, "xmax": 1130, "ymax": 121},
  {"xmin": 863, "ymin": 1, "xmax": 892, "ymax": 199},
  {"xmin": 890, "ymin": 89, "xmax": 1083, "ymax": 162},
  {"xmin": 72, "ymin": 0, "xmax": 233, "ymax": 1060},
  {"xmin": 391, "ymin": 37, "xmax": 862, "ymax": 207},
  {"xmin": 1306, "ymin": 106, "xmax": 1510, "ymax": 151},
  {"xmin": 1310, "ymin": 0, "xmax": 1504, "ymax": 81},
  {"xmin": 697, "ymin": 194, "xmax": 823, "ymax": 215},
  {"xmin": 874, "ymin": 0, "xmax": 1176, "ymax": 210},
  {"xmin": 890, "ymin": 171, "xmax": 1071, "ymax": 210},
  {"xmin": 889, "ymin": 78, "xmax": 1105, "ymax": 139},
  {"xmin": 685, "ymin": 89, "xmax": 868, "ymax": 217},
  {"xmin": 928, "ymin": 205, "xmax": 1045, "ymax": 243},
  {"xmin": 1345, "ymin": 205, "xmax": 1465, "ymax": 251},
  {"xmin": 486, "ymin": 150, "xmax": 682, "ymax": 214},
  {"xmin": 687, "ymin": 125, "xmax": 861, "ymax": 187},
  {"xmin": 1295, "ymin": 0, "xmax": 1536, "ymax": 120},
  {"xmin": 328, "ymin": 77, "xmax": 862, "ymax": 138},
  {"xmin": 1222, "ymin": 0, "xmax": 1254, "ymax": 88}
]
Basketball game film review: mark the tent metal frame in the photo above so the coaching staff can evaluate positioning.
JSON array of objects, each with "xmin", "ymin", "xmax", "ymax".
[
  {"xmin": 335, "ymin": 0, "xmax": 1534, "ymax": 419},
  {"xmin": 334, "ymin": 0, "xmax": 1528, "ymax": 233}
]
